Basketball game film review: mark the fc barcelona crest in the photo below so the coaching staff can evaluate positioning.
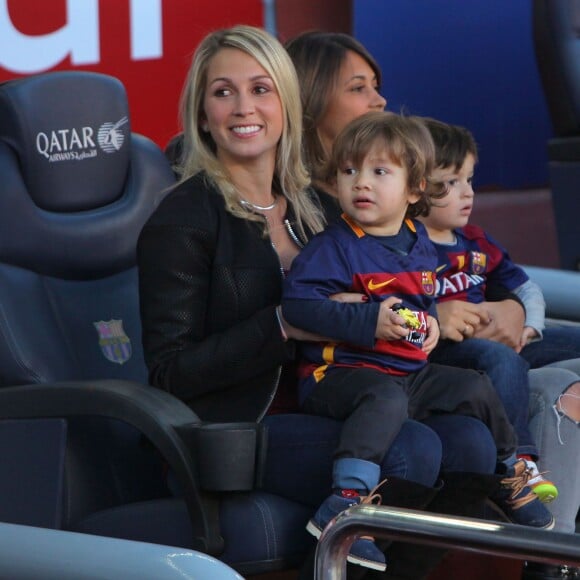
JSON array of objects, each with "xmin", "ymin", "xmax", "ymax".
[
  {"xmin": 94, "ymin": 319, "xmax": 132, "ymax": 365},
  {"xmin": 470, "ymin": 251, "xmax": 487, "ymax": 275},
  {"xmin": 421, "ymin": 271, "xmax": 435, "ymax": 295}
]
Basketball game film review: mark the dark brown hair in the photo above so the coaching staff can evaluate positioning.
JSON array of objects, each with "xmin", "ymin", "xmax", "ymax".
[
  {"xmin": 285, "ymin": 31, "xmax": 382, "ymax": 184},
  {"xmin": 422, "ymin": 117, "xmax": 479, "ymax": 171}
]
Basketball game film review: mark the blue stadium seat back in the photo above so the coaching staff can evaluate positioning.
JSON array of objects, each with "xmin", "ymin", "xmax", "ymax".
[
  {"xmin": 0, "ymin": 70, "xmax": 175, "ymax": 523},
  {"xmin": 0, "ymin": 71, "xmax": 173, "ymax": 384},
  {"xmin": 533, "ymin": 0, "xmax": 580, "ymax": 270}
]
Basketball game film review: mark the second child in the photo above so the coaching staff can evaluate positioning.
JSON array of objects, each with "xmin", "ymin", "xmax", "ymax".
[
  {"xmin": 282, "ymin": 111, "xmax": 554, "ymax": 571},
  {"xmin": 417, "ymin": 118, "xmax": 576, "ymax": 505}
]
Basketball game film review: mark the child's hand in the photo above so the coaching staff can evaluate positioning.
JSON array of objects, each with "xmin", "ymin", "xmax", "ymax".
[
  {"xmin": 520, "ymin": 326, "xmax": 539, "ymax": 350},
  {"xmin": 422, "ymin": 315, "xmax": 440, "ymax": 354},
  {"xmin": 375, "ymin": 298, "xmax": 411, "ymax": 341}
]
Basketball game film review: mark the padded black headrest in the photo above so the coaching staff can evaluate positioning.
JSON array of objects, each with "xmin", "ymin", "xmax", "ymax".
[
  {"xmin": 0, "ymin": 71, "xmax": 130, "ymax": 212},
  {"xmin": 0, "ymin": 71, "xmax": 175, "ymax": 279}
]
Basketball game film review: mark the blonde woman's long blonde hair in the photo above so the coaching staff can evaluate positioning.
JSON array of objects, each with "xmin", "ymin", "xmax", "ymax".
[{"xmin": 178, "ymin": 24, "xmax": 325, "ymax": 238}]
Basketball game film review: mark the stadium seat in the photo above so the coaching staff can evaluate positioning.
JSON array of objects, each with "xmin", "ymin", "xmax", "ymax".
[
  {"xmin": 0, "ymin": 71, "xmax": 314, "ymax": 575},
  {"xmin": 533, "ymin": 0, "xmax": 580, "ymax": 270}
]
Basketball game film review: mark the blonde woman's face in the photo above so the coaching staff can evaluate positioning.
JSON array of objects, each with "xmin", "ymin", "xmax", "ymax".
[
  {"xmin": 318, "ymin": 51, "xmax": 386, "ymax": 153},
  {"xmin": 201, "ymin": 47, "xmax": 283, "ymax": 168}
]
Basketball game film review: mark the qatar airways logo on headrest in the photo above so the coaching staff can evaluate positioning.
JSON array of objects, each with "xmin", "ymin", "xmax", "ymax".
[
  {"xmin": 97, "ymin": 116, "xmax": 128, "ymax": 153},
  {"xmin": 36, "ymin": 116, "xmax": 128, "ymax": 162}
]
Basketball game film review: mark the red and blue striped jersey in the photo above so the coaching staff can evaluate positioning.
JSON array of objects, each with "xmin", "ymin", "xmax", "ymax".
[
  {"xmin": 434, "ymin": 224, "xmax": 529, "ymax": 303},
  {"xmin": 282, "ymin": 215, "xmax": 438, "ymax": 385}
]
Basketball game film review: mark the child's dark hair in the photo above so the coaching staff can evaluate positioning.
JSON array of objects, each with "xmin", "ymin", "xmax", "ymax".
[
  {"xmin": 422, "ymin": 117, "xmax": 479, "ymax": 171},
  {"xmin": 328, "ymin": 111, "xmax": 446, "ymax": 218}
]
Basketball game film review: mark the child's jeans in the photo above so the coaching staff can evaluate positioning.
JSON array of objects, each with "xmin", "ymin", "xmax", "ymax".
[{"xmin": 301, "ymin": 363, "xmax": 517, "ymax": 465}]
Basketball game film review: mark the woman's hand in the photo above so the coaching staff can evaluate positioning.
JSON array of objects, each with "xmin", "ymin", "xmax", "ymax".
[
  {"xmin": 329, "ymin": 292, "xmax": 367, "ymax": 303},
  {"xmin": 422, "ymin": 315, "xmax": 440, "ymax": 354},
  {"xmin": 473, "ymin": 300, "xmax": 525, "ymax": 351},
  {"xmin": 436, "ymin": 300, "xmax": 488, "ymax": 342}
]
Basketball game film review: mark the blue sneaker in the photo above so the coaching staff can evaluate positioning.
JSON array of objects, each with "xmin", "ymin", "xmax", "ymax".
[
  {"xmin": 487, "ymin": 459, "xmax": 555, "ymax": 529},
  {"xmin": 306, "ymin": 489, "xmax": 387, "ymax": 571}
]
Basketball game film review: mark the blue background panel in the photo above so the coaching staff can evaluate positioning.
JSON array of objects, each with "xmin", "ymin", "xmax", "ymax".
[{"xmin": 354, "ymin": 0, "xmax": 553, "ymax": 189}]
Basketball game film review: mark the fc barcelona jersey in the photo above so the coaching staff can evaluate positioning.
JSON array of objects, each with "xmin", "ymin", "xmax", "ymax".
[
  {"xmin": 433, "ymin": 224, "xmax": 529, "ymax": 304},
  {"xmin": 282, "ymin": 215, "xmax": 438, "ymax": 382}
]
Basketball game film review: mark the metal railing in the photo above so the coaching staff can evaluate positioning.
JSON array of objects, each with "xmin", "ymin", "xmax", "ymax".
[{"xmin": 315, "ymin": 505, "xmax": 580, "ymax": 579}]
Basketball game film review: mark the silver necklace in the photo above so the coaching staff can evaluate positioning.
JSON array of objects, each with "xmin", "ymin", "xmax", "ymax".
[{"xmin": 240, "ymin": 197, "xmax": 278, "ymax": 211}]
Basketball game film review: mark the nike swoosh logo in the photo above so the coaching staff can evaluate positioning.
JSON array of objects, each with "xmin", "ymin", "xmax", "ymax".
[
  {"xmin": 436, "ymin": 264, "xmax": 447, "ymax": 272},
  {"xmin": 368, "ymin": 277, "xmax": 397, "ymax": 291}
]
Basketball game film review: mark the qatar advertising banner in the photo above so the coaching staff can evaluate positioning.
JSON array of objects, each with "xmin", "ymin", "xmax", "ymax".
[{"xmin": 0, "ymin": 0, "xmax": 263, "ymax": 149}]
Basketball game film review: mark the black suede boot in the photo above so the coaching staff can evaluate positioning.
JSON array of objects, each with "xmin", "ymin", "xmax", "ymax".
[
  {"xmin": 376, "ymin": 476, "xmax": 444, "ymax": 510},
  {"xmin": 375, "ymin": 471, "xmax": 504, "ymax": 580},
  {"xmin": 298, "ymin": 546, "xmax": 316, "ymax": 580},
  {"xmin": 522, "ymin": 561, "xmax": 580, "ymax": 579},
  {"xmin": 427, "ymin": 470, "xmax": 502, "ymax": 518}
]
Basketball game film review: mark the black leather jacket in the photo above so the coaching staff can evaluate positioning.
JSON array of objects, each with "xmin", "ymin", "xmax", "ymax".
[{"xmin": 137, "ymin": 172, "xmax": 313, "ymax": 422}]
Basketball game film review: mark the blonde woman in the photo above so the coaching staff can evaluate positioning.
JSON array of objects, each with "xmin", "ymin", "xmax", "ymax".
[{"xmin": 139, "ymin": 25, "xmax": 325, "ymax": 422}]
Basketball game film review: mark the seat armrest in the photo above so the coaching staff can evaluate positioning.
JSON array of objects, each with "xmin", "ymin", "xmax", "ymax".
[
  {"xmin": 0, "ymin": 379, "xmax": 223, "ymax": 554},
  {"xmin": 178, "ymin": 421, "xmax": 267, "ymax": 492}
]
